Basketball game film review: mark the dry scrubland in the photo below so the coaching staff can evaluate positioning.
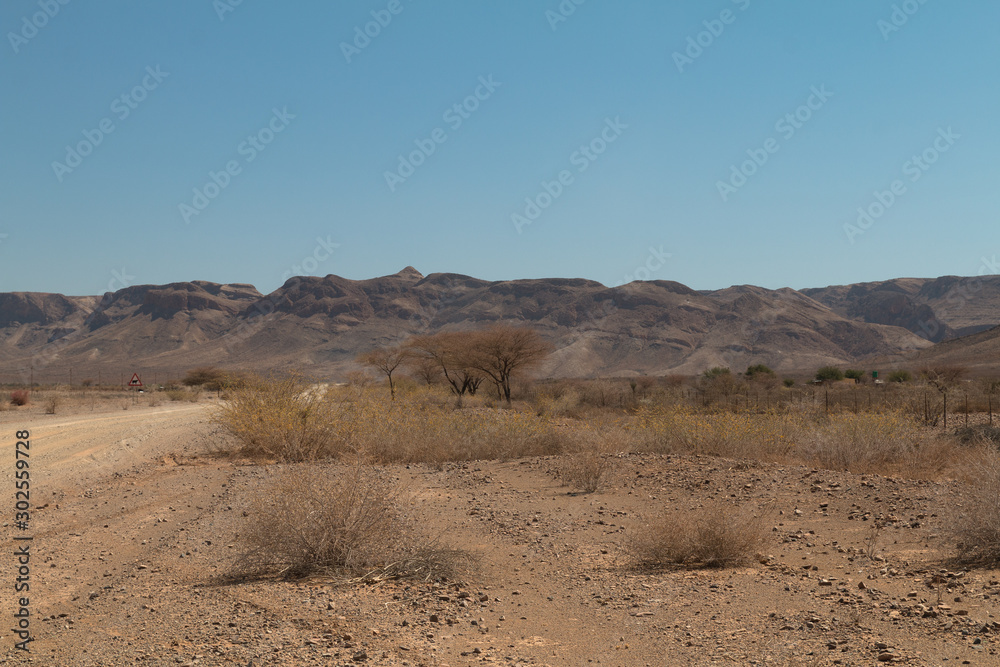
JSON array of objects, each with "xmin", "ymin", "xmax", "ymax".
[
  {"xmin": 7, "ymin": 371, "xmax": 1000, "ymax": 665},
  {"xmin": 211, "ymin": 373, "xmax": 1000, "ymax": 577},
  {"xmin": 0, "ymin": 384, "xmax": 205, "ymax": 416}
]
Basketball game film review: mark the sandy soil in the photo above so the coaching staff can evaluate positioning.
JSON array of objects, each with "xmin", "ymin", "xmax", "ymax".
[{"xmin": 2, "ymin": 401, "xmax": 1000, "ymax": 666}]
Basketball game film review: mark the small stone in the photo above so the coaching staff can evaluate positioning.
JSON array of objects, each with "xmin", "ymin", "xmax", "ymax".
[{"xmin": 877, "ymin": 653, "xmax": 894, "ymax": 662}]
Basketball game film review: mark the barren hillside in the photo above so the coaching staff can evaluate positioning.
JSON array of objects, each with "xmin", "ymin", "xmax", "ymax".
[{"xmin": 6, "ymin": 269, "xmax": 1000, "ymax": 382}]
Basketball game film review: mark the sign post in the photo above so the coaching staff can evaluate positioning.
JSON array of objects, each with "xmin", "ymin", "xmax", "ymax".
[{"xmin": 128, "ymin": 373, "xmax": 143, "ymax": 390}]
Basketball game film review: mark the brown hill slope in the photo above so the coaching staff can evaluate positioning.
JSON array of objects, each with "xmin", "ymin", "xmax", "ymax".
[
  {"xmin": 0, "ymin": 269, "xmax": 942, "ymax": 383},
  {"xmin": 905, "ymin": 324, "xmax": 1000, "ymax": 375},
  {"xmin": 802, "ymin": 275, "xmax": 1000, "ymax": 342}
]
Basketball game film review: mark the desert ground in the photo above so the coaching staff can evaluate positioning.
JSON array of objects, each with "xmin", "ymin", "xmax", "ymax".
[{"xmin": 3, "ymin": 393, "xmax": 1000, "ymax": 666}]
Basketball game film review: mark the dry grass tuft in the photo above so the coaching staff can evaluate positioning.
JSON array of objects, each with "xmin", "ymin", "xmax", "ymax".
[
  {"xmin": 632, "ymin": 500, "xmax": 772, "ymax": 569},
  {"xmin": 950, "ymin": 455, "xmax": 1000, "ymax": 567},
  {"xmin": 10, "ymin": 390, "xmax": 29, "ymax": 406},
  {"xmin": 165, "ymin": 388, "xmax": 201, "ymax": 402},
  {"xmin": 233, "ymin": 465, "xmax": 468, "ymax": 581},
  {"xmin": 44, "ymin": 394, "xmax": 60, "ymax": 414},
  {"xmin": 560, "ymin": 451, "xmax": 610, "ymax": 493}
]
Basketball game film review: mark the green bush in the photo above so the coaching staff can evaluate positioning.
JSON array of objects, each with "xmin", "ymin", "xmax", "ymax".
[
  {"xmin": 888, "ymin": 369, "xmax": 912, "ymax": 383},
  {"xmin": 844, "ymin": 369, "xmax": 865, "ymax": 380},
  {"xmin": 815, "ymin": 366, "xmax": 844, "ymax": 382},
  {"xmin": 745, "ymin": 364, "xmax": 775, "ymax": 378}
]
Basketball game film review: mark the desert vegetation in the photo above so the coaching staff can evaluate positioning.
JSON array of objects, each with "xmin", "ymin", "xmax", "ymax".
[
  {"xmin": 233, "ymin": 464, "xmax": 468, "ymax": 581},
  {"xmin": 632, "ymin": 500, "xmax": 772, "ymax": 569},
  {"xmin": 208, "ymin": 340, "xmax": 1000, "ymax": 573}
]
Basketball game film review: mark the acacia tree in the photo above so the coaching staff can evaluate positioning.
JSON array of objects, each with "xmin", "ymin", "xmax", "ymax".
[
  {"xmin": 462, "ymin": 325, "xmax": 553, "ymax": 406},
  {"xmin": 406, "ymin": 332, "xmax": 484, "ymax": 397},
  {"xmin": 357, "ymin": 344, "xmax": 410, "ymax": 400},
  {"xmin": 409, "ymin": 355, "xmax": 443, "ymax": 386}
]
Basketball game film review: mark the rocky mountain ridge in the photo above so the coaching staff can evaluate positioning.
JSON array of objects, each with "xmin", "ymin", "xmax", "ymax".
[{"xmin": 1, "ymin": 270, "xmax": 998, "ymax": 383}]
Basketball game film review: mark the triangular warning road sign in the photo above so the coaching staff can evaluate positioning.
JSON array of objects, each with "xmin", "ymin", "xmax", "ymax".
[{"xmin": 128, "ymin": 373, "xmax": 142, "ymax": 387}]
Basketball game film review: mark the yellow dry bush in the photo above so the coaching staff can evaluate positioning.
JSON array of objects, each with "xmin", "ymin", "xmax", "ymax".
[
  {"xmin": 214, "ymin": 373, "xmax": 343, "ymax": 461},
  {"xmin": 628, "ymin": 406, "xmax": 800, "ymax": 462},
  {"xmin": 216, "ymin": 376, "xmax": 563, "ymax": 463},
  {"xmin": 803, "ymin": 411, "xmax": 950, "ymax": 475},
  {"xmin": 329, "ymin": 399, "xmax": 564, "ymax": 464}
]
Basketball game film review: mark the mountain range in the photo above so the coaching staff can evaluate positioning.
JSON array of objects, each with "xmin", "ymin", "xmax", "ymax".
[{"xmin": 1, "ymin": 269, "xmax": 998, "ymax": 384}]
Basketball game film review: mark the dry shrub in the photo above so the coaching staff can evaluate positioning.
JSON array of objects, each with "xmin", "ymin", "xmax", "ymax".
[
  {"xmin": 950, "ymin": 455, "xmax": 1000, "ymax": 566},
  {"xmin": 44, "ymin": 395, "xmax": 60, "ymax": 414},
  {"xmin": 165, "ymin": 388, "xmax": 200, "ymax": 402},
  {"xmin": 560, "ymin": 451, "xmax": 609, "ymax": 493},
  {"xmin": 216, "ymin": 377, "xmax": 564, "ymax": 464},
  {"xmin": 534, "ymin": 389, "xmax": 583, "ymax": 419},
  {"xmin": 339, "ymin": 399, "xmax": 564, "ymax": 464},
  {"xmin": 632, "ymin": 500, "xmax": 771, "ymax": 569},
  {"xmin": 630, "ymin": 406, "xmax": 799, "ymax": 461},
  {"xmin": 803, "ymin": 412, "xmax": 953, "ymax": 475},
  {"xmin": 215, "ymin": 373, "xmax": 341, "ymax": 461},
  {"xmin": 234, "ymin": 465, "xmax": 467, "ymax": 581},
  {"xmin": 954, "ymin": 424, "xmax": 1000, "ymax": 449},
  {"xmin": 10, "ymin": 390, "xmax": 29, "ymax": 406}
]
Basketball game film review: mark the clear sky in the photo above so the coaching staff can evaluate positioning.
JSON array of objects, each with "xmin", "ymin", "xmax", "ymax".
[{"xmin": 2, "ymin": 1, "xmax": 998, "ymax": 296}]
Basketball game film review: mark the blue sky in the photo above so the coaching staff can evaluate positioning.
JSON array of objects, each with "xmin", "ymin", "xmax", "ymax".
[{"xmin": 2, "ymin": 0, "xmax": 998, "ymax": 296}]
